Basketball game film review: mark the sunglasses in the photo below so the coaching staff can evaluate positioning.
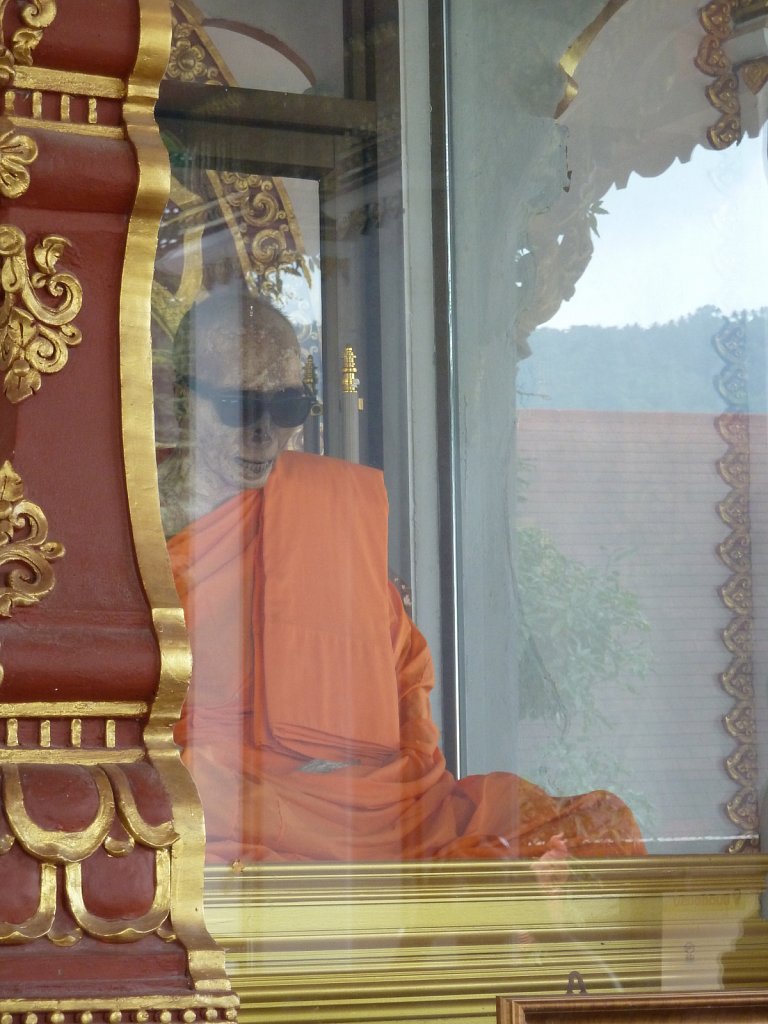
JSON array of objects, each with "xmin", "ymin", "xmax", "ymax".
[{"xmin": 183, "ymin": 376, "xmax": 314, "ymax": 428}]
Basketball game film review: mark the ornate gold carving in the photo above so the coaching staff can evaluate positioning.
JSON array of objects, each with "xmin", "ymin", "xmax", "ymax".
[
  {"xmin": 341, "ymin": 346, "xmax": 359, "ymax": 394},
  {"xmin": 0, "ymin": 122, "xmax": 36, "ymax": 198},
  {"xmin": 0, "ymin": 0, "xmax": 57, "ymax": 87},
  {"xmin": 0, "ymin": 227, "xmax": 83, "ymax": 403},
  {"xmin": 0, "ymin": 764, "xmax": 179, "ymax": 945},
  {"xmin": 167, "ymin": 19, "xmax": 222, "ymax": 84},
  {"xmin": 102, "ymin": 765, "xmax": 178, "ymax": 848},
  {"xmin": 695, "ymin": 0, "xmax": 754, "ymax": 150},
  {"xmin": 4, "ymin": 765, "xmax": 115, "ymax": 863},
  {"xmin": 66, "ymin": 848, "xmax": 172, "ymax": 942},
  {"xmin": 0, "ymin": 460, "xmax": 64, "ymax": 618},
  {"xmin": 207, "ymin": 171, "xmax": 310, "ymax": 298},
  {"xmin": 713, "ymin": 317, "xmax": 758, "ymax": 853}
]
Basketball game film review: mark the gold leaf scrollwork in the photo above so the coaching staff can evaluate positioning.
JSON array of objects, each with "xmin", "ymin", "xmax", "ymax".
[
  {"xmin": 0, "ymin": 123, "xmax": 37, "ymax": 199},
  {"xmin": 0, "ymin": 460, "xmax": 64, "ymax": 618},
  {"xmin": 0, "ymin": 0, "xmax": 57, "ymax": 86},
  {"xmin": 0, "ymin": 226, "xmax": 83, "ymax": 404}
]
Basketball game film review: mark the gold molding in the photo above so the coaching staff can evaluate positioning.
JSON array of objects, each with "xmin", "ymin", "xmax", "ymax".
[
  {"xmin": 0, "ymin": 1002, "xmax": 238, "ymax": 1021},
  {"xmin": 12, "ymin": 64, "xmax": 125, "ymax": 98},
  {"xmin": 0, "ymin": 228, "xmax": 83, "ymax": 404},
  {"xmin": 0, "ymin": 701, "xmax": 149, "ymax": 716},
  {"xmin": 203, "ymin": 857, "xmax": 768, "ymax": 1022},
  {"xmin": 5, "ymin": 113, "xmax": 124, "ymax": 140},
  {"xmin": 0, "ymin": 749, "xmax": 144, "ymax": 763},
  {"xmin": 120, "ymin": 0, "xmax": 232, "ymax": 1001},
  {"xmin": 0, "ymin": 459, "xmax": 64, "ymax": 618}
]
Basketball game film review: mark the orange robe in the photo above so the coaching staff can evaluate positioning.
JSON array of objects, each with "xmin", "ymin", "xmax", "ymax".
[{"xmin": 169, "ymin": 451, "xmax": 645, "ymax": 863}]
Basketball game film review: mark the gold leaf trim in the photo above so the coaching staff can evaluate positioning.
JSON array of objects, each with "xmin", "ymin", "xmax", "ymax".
[
  {"xmin": 0, "ymin": 459, "xmax": 64, "ymax": 619},
  {"xmin": 0, "ymin": 861, "xmax": 55, "ymax": 942},
  {"xmin": 0, "ymin": 227, "xmax": 83, "ymax": 404},
  {"xmin": 697, "ymin": 1, "xmax": 742, "ymax": 150},
  {"xmin": 103, "ymin": 765, "xmax": 179, "ymax": 849},
  {"xmin": 3, "ymin": 764, "xmax": 114, "ymax": 863},
  {"xmin": 65, "ymin": 848, "xmax": 171, "ymax": 942}
]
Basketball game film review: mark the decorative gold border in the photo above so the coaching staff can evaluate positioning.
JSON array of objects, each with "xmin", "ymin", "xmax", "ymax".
[
  {"xmin": 0, "ymin": 1002, "xmax": 238, "ymax": 1022},
  {"xmin": 695, "ymin": 0, "xmax": 768, "ymax": 149},
  {"xmin": 714, "ymin": 318, "xmax": 758, "ymax": 853},
  {"xmin": 119, "ymin": 0, "xmax": 231, "ymax": 1002},
  {"xmin": 696, "ymin": 1, "xmax": 741, "ymax": 149}
]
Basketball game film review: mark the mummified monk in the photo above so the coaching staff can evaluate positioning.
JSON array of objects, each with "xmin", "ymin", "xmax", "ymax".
[{"xmin": 160, "ymin": 285, "xmax": 645, "ymax": 864}]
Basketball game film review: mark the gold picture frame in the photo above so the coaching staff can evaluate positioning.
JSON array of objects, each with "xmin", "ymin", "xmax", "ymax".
[{"xmin": 498, "ymin": 990, "xmax": 768, "ymax": 1023}]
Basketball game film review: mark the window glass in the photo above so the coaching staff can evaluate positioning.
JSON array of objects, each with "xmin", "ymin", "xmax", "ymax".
[
  {"xmin": 154, "ymin": 0, "xmax": 768, "ymax": 871},
  {"xmin": 448, "ymin": 0, "xmax": 768, "ymax": 857}
]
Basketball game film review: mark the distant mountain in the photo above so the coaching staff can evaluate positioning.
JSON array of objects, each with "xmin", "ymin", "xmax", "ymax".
[{"xmin": 517, "ymin": 306, "xmax": 767, "ymax": 413}]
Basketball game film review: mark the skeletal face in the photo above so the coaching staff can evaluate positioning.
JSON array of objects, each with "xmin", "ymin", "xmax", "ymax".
[{"xmin": 187, "ymin": 300, "xmax": 303, "ymax": 499}]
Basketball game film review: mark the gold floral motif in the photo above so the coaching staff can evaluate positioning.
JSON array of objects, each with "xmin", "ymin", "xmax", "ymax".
[
  {"xmin": 0, "ymin": 123, "xmax": 37, "ymax": 198},
  {"xmin": 0, "ymin": 0, "xmax": 57, "ymax": 86},
  {"xmin": 0, "ymin": 459, "xmax": 64, "ymax": 618},
  {"xmin": 0, "ymin": 226, "xmax": 83, "ymax": 403},
  {"xmin": 166, "ymin": 20, "xmax": 220, "ymax": 84}
]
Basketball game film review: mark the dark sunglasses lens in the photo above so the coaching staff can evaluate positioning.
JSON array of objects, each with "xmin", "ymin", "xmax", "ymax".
[
  {"xmin": 214, "ymin": 390, "xmax": 311, "ymax": 428},
  {"xmin": 269, "ymin": 392, "xmax": 312, "ymax": 427}
]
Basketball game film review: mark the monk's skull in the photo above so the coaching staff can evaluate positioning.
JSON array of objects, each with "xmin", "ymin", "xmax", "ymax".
[{"xmin": 187, "ymin": 298, "xmax": 303, "ymax": 499}]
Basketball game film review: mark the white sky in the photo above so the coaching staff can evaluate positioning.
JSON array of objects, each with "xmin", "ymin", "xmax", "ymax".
[{"xmin": 546, "ymin": 132, "xmax": 768, "ymax": 330}]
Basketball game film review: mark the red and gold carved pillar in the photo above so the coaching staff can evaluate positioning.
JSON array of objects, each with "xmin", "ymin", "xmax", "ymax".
[{"xmin": 0, "ymin": 1, "xmax": 233, "ymax": 1018}]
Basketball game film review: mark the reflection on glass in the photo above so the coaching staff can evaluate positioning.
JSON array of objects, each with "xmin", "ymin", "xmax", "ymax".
[
  {"xmin": 153, "ymin": 0, "xmax": 647, "ymax": 866},
  {"xmin": 449, "ymin": 0, "xmax": 768, "ymax": 856},
  {"xmin": 514, "ymin": 136, "xmax": 768, "ymax": 854}
]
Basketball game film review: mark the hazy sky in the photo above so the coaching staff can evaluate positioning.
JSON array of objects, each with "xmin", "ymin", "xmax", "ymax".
[{"xmin": 546, "ymin": 133, "xmax": 767, "ymax": 331}]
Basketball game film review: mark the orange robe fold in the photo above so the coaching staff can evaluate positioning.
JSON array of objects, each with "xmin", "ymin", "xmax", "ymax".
[{"xmin": 169, "ymin": 451, "xmax": 645, "ymax": 863}]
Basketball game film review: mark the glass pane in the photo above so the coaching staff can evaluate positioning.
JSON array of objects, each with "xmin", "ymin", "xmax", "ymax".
[{"xmin": 449, "ymin": 0, "xmax": 768, "ymax": 857}]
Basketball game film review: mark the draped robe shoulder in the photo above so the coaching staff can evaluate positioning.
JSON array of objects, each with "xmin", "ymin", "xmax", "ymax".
[{"xmin": 168, "ymin": 451, "xmax": 645, "ymax": 862}]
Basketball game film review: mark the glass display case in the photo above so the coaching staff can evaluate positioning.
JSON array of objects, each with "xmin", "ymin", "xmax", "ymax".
[{"xmin": 148, "ymin": 0, "xmax": 768, "ymax": 1020}]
